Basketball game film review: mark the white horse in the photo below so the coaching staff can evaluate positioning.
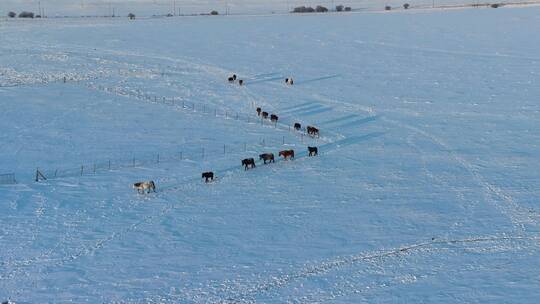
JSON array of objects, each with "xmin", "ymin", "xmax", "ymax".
[{"xmin": 133, "ymin": 181, "xmax": 156, "ymax": 194}]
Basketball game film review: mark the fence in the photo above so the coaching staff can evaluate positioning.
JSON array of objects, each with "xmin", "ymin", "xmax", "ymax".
[
  {"xmin": 34, "ymin": 135, "xmax": 310, "ymax": 182},
  {"xmin": 0, "ymin": 173, "xmax": 17, "ymax": 185},
  {"xmin": 81, "ymin": 81, "xmax": 332, "ymax": 143}
]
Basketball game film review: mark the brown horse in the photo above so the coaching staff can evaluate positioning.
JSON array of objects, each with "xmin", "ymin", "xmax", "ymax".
[
  {"xmin": 308, "ymin": 146, "xmax": 318, "ymax": 156},
  {"xmin": 202, "ymin": 172, "xmax": 214, "ymax": 183},
  {"xmin": 294, "ymin": 123, "xmax": 301, "ymax": 131},
  {"xmin": 256, "ymin": 107, "xmax": 262, "ymax": 116},
  {"xmin": 279, "ymin": 149, "xmax": 295, "ymax": 160},
  {"xmin": 259, "ymin": 153, "xmax": 275, "ymax": 164},
  {"xmin": 270, "ymin": 114, "xmax": 278, "ymax": 122},
  {"xmin": 242, "ymin": 158, "xmax": 256, "ymax": 170},
  {"xmin": 261, "ymin": 111, "xmax": 269, "ymax": 119},
  {"xmin": 307, "ymin": 126, "xmax": 320, "ymax": 137}
]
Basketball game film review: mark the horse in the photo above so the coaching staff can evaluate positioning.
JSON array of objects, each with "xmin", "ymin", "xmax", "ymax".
[
  {"xmin": 279, "ymin": 149, "xmax": 295, "ymax": 160},
  {"xmin": 308, "ymin": 146, "xmax": 318, "ymax": 156},
  {"xmin": 133, "ymin": 181, "xmax": 156, "ymax": 194},
  {"xmin": 202, "ymin": 172, "xmax": 214, "ymax": 183},
  {"xmin": 294, "ymin": 122, "xmax": 301, "ymax": 131},
  {"xmin": 261, "ymin": 111, "xmax": 269, "ymax": 119},
  {"xmin": 270, "ymin": 114, "xmax": 278, "ymax": 122},
  {"xmin": 285, "ymin": 77, "xmax": 294, "ymax": 85},
  {"xmin": 256, "ymin": 107, "xmax": 262, "ymax": 116},
  {"xmin": 242, "ymin": 158, "xmax": 256, "ymax": 170},
  {"xmin": 239, "ymin": 79, "xmax": 244, "ymax": 86},
  {"xmin": 228, "ymin": 76, "xmax": 234, "ymax": 82},
  {"xmin": 259, "ymin": 153, "xmax": 275, "ymax": 164},
  {"xmin": 233, "ymin": 74, "xmax": 237, "ymax": 81},
  {"xmin": 307, "ymin": 126, "xmax": 320, "ymax": 137}
]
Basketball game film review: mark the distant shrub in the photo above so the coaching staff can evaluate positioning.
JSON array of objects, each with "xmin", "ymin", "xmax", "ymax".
[
  {"xmin": 336, "ymin": 5, "xmax": 344, "ymax": 12},
  {"xmin": 404, "ymin": 3, "xmax": 410, "ymax": 9},
  {"xmin": 491, "ymin": 3, "xmax": 500, "ymax": 8},
  {"xmin": 345, "ymin": 7, "xmax": 352, "ymax": 11},
  {"xmin": 316, "ymin": 6, "xmax": 329, "ymax": 12},
  {"xmin": 18, "ymin": 11, "xmax": 34, "ymax": 18},
  {"xmin": 293, "ymin": 6, "xmax": 315, "ymax": 13},
  {"xmin": 385, "ymin": 6, "xmax": 392, "ymax": 11},
  {"xmin": 8, "ymin": 12, "xmax": 16, "ymax": 18},
  {"xmin": 166, "ymin": 13, "xmax": 173, "ymax": 17},
  {"xmin": 128, "ymin": 13, "xmax": 135, "ymax": 19},
  {"xmin": 210, "ymin": 10, "xmax": 219, "ymax": 15},
  {"xmin": 35, "ymin": 15, "xmax": 42, "ymax": 18}
]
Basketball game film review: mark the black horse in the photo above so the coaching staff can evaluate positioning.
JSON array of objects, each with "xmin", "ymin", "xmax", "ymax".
[
  {"xmin": 239, "ymin": 79, "xmax": 244, "ymax": 86},
  {"xmin": 256, "ymin": 107, "xmax": 262, "ymax": 116},
  {"xmin": 202, "ymin": 172, "xmax": 214, "ymax": 183},
  {"xmin": 307, "ymin": 126, "xmax": 320, "ymax": 137},
  {"xmin": 270, "ymin": 114, "xmax": 278, "ymax": 122},
  {"xmin": 261, "ymin": 111, "xmax": 269, "ymax": 119},
  {"xmin": 308, "ymin": 146, "xmax": 318, "ymax": 156},
  {"xmin": 242, "ymin": 158, "xmax": 256, "ymax": 170},
  {"xmin": 294, "ymin": 122, "xmax": 301, "ymax": 131},
  {"xmin": 259, "ymin": 153, "xmax": 275, "ymax": 164}
]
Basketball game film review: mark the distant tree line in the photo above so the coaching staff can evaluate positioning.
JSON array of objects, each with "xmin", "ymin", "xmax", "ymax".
[
  {"xmin": 7, "ymin": 11, "xmax": 39, "ymax": 18},
  {"xmin": 292, "ymin": 4, "xmax": 351, "ymax": 13}
]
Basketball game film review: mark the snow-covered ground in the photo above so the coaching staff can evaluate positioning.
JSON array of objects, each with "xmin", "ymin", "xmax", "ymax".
[{"xmin": 1, "ymin": 6, "xmax": 539, "ymax": 303}]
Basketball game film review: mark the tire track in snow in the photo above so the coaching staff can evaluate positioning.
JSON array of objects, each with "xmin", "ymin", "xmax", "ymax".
[
  {"xmin": 212, "ymin": 235, "xmax": 540, "ymax": 303},
  {"xmin": 384, "ymin": 117, "xmax": 538, "ymax": 234},
  {"xmin": 284, "ymin": 240, "xmax": 537, "ymax": 304},
  {"xmin": 284, "ymin": 89, "xmax": 536, "ymax": 234}
]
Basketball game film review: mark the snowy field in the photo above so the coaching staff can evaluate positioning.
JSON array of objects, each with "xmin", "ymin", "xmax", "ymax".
[{"xmin": 1, "ymin": 6, "xmax": 540, "ymax": 303}]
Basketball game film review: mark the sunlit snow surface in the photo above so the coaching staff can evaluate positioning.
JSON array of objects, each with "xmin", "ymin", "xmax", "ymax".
[{"xmin": 1, "ymin": 7, "xmax": 539, "ymax": 303}]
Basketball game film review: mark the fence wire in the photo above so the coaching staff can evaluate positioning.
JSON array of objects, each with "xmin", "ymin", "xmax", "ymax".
[{"xmin": 35, "ymin": 135, "xmax": 310, "ymax": 181}]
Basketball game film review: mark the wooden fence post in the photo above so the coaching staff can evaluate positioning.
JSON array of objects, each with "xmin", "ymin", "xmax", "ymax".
[
  {"xmin": 35, "ymin": 168, "xmax": 47, "ymax": 182},
  {"xmin": 80, "ymin": 165, "xmax": 84, "ymax": 176}
]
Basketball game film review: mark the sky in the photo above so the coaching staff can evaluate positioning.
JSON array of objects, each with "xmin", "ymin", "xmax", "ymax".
[{"xmin": 0, "ymin": 0, "xmax": 511, "ymax": 16}]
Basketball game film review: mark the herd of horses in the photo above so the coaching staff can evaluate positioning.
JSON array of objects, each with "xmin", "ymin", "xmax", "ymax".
[
  {"xmin": 132, "ymin": 74, "xmax": 322, "ymax": 193},
  {"xmin": 256, "ymin": 105, "xmax": 319, "ymax": 137}
]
